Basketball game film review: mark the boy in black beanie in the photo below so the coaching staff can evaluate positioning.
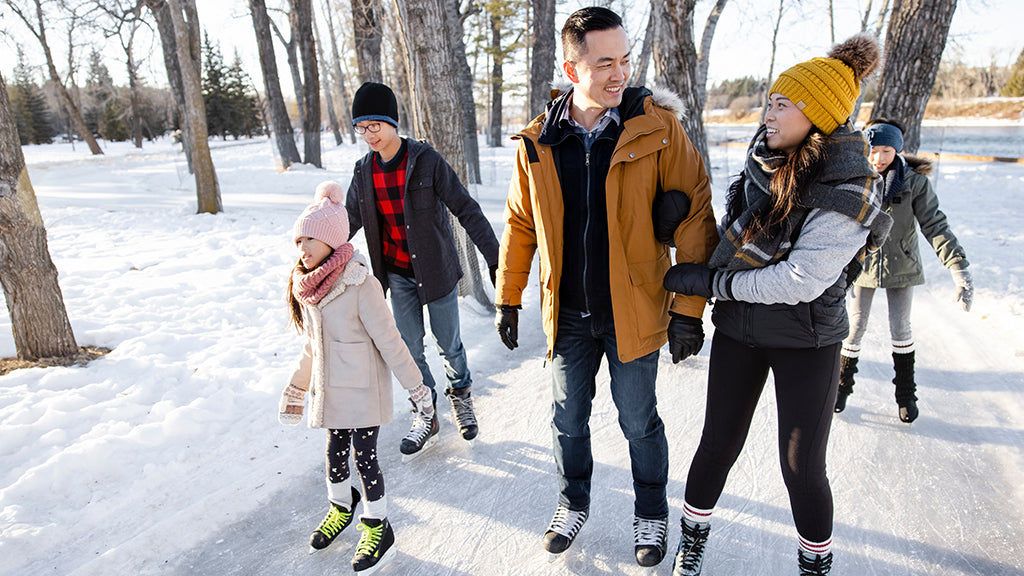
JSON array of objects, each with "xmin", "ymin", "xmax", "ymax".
[{"xmin": 344, "ymin": 82, "xmax": 499, "ymax": 458}]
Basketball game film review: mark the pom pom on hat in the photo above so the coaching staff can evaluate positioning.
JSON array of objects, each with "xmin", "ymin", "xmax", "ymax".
[
  {"xmin": 293, "ymin": 181, "xmax": 349, "ymax": 249},
  {"xmin": 769, "ymin": 33, "xmax": 882, "ymax": 135}
]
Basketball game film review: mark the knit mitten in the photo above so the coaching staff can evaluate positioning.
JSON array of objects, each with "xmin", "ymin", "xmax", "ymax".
[
  {"xmin": 409, "ymin": 383, "xmax": 434, "ymax": 418},
  {"xmin": 951, "ymin": 268, "xmax": 973, "ymax": 312},
  {"xmin": 279, "ymin": 383, "xmax": 306, "ymax": 425}
]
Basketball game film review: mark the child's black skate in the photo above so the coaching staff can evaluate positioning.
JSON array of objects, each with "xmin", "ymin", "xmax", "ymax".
[
  {"xmin": 352, "ymin": 517, "xmax": 396, "ymax": 574},
  {"xmin": 309, "ymin": 487, "xmax": 361, "ymax": 553},
  {"xmin": 445, "ymin": 385, "xmax": 478, "ymax": 440},
  {"xmin": 400, "ymin": 397, "xmax": 439, "ymax": 460}
]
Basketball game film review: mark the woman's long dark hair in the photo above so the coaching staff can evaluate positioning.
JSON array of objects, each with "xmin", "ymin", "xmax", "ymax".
[
  {"xmin": 286, "ymin": 259, "xmax": 310, "ymax": 332},
  {"xmin": 727, "ymin": 127, "xmax": 828, "ymax": 245}
]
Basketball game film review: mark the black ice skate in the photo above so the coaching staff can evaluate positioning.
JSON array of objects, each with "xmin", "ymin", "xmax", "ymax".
[
  {"xmin": 309, "ymin": 487, "xmax": 361, "ymax": 553},
  {"xmin": 633, "ymin": 516, "xmax": 668, "ymax": 567},
  {"xmin": 352, "ymin": 517, "xmax": 396, "ymax": 574},
  {"xmin": 445, "ymin": 385, "xmax": 478, "ymax": 440},
  {"xmin": 400, "ymin": 397, "xmax": 439, "ymax": 459},
  {"xmin": 543, "ymin": 505, "xmax": 588, "ymax": 558}
]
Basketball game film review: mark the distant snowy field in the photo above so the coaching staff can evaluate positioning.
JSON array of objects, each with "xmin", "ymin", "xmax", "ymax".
[{"xmin": 1, "ymin": 127, "xmax": 1022, "ymax": 575}]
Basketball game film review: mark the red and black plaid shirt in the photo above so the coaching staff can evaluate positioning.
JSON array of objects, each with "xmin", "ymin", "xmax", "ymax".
[{"xmin": 372, "ymin": 146, "xmax": 413, "ymax": 275}]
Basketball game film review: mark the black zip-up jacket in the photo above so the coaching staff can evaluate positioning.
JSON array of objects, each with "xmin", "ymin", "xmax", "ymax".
[
  {"xmin": 345, "ymin": 138, "xmax": 499, "ymax": 304},
  {"xmin": 538, "ymin": 88, "xmax": 652, "ymax": 317}
]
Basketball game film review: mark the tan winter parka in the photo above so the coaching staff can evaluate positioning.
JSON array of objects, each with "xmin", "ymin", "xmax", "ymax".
[
  {"xmin": 289, "ymin": 254, "xmax": 422, "ymax": 429},
  {"xmin": 496, "ymin": 88, "xmax": 719, "ymax": 363}
]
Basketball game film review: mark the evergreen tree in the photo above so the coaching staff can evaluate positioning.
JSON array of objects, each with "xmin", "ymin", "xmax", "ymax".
[
  {"xmin": 8, "ymin": 47, "xmax": 54, "ymax": 145},
  {"xmin": 1002, "ymin": 47, "xmax": 1024, "ymax": 97},
  {"xmin": 224, "ymin": 53, "xmax": 261, "ymax": 138},
  {"xmin": 201, "ymin": 33, "xmax": 230, "ymax": 138},
  {"xmin": 84, "ymin": 50, "xmax": 115, "ymax": 135}
]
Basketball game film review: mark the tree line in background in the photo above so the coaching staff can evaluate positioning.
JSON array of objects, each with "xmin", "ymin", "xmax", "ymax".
[{"xmin": 2, "ymin": 0, "xmax": 1022, "ymax": 363}]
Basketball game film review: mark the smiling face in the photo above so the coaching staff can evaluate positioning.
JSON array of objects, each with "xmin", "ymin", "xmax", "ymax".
[
  {"xmin": 562, "ymin": 26, "xmax": 630, "ymax": 122},
  {"xmin": 296, "ymin": 236, "xmax": 332, "ymax": 269},
  {"xmin": 870, "ymin": 145, "xmax": 898, "ymax": 174},
  {"xmin": 764, "ymin": 93, "xmax": 814, "ymax": 155},
  {"xmin": 356, "ymin": 120, "xmax": 402, "ymax": 162}
]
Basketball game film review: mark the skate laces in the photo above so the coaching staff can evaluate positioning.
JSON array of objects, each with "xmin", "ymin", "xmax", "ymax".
[
  {"xmin": 449, "ymin": 394, "xmax": 477, "ymax": 429},
  {"xmin": 317, "ymin": 505, "xmax": 352, "ymax": 538},
  {"xmin": 674, "ymin": 520, "xmax": 710, "ymax": 572},
  {"xmin": 403, "ymin": 412, "xmax": 433, "ymax": 443},
  {"xmin": 633, "ymin": 517, "xmax": 667, "ymax": 547},
  {"xmin": 355, "ymin": 521, "xmax": 384, "ymax": 556},
  {"xmin": 547, "ymin": 506, "xmax": 588, "ymax": 538},
  {"xmin": 799, "ymin": 550, "xmax": 833, "ymax": 575}
]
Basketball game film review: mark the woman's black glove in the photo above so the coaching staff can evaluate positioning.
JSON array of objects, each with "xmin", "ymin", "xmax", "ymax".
[
  {"xmin": 667, "ymin": 312, "xmax": 704, "ymax": 363},
  {"xmin": 664, "ymin": 263, "xmax": 714, "ymax": 299},
  {"xmin": 652, "ymin": 189, "xmax": 691, "ymax": 246}
]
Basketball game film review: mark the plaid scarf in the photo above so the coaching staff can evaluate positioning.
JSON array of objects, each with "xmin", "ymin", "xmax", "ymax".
[{"xmin": 710, "ymin": 124, "xmax": 890, "ymax": 271}]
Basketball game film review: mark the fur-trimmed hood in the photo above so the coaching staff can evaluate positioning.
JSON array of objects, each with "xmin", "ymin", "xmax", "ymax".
[
  {"xmin": 315, "ymin": 252, "xmax": 370, "ymax": 310},
  {"xmin": 904, "ymin": 153, "xmax": 933, "ymax": 176}
]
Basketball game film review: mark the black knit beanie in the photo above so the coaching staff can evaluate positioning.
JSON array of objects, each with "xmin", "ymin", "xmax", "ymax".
[{"xmin": 351, "ymin": 82, "xmax": 399, "ymax": 128}]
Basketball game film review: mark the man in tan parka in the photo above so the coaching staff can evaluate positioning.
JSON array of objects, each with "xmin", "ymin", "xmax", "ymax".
[{"xmin": 492, "ymin": 5, "xmax": 718, "ymax": 568}]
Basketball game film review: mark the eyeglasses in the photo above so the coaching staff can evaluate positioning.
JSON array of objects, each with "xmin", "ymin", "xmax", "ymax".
[{"xmin": 353, "ymin": 123, "xmax": 382, "ymax": 135}]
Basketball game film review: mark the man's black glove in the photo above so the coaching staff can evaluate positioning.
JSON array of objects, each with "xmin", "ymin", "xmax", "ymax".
[
  {"xmin": 652, "ymin": 189, "xmax": 691, "ymax": 246},
  {"xmin": 667, "ymin": 312, "xmax": 704, "ymax": 363},
  {"xmin": 664, "ymin": 263, "xmax": 714, "ymax": 299},
  {"xmin": 489, "ymin": 264, "xmax": 498, "ymax": 287},
  {"xmin": 495, "ymin": 304, "xmax": 520, "ymax": 350}
]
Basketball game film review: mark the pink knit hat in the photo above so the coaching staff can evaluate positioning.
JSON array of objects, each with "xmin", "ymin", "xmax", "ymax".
[{"xmin": 293, "ymin": 181, "xmax": 349, "ymax": 249}]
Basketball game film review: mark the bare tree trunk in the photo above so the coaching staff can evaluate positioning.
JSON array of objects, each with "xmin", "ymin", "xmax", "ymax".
[
  {"xmin": 444, "ymin": 0, "xmax": 481, "ymax": 184},
  {"xmin": 5, "ymin": 0, "xmax": 103, "ymax": 155},
  {"xmin": 653, "ymin": 0, "xmax": 725, "ymax": 173},
  {"xmin": 630, "ymin": 4, "xmax": 654, "ymax": 88},
  {"xmin": 871, "ymin": 0, "xmax": 958, "ymax": 153},
  {"xmin": 488, "ymin": 11, "xmax": 503, "ymax": 148},
  {"xmin": 249, "ymin": 0, "xmax": 302, "ymax": 168},
  {"xmin": 148, "ymin": 0, "xmax": 194, "ymax": 173},
  {"xmin": 313, "ymin": 15, "xmax": 342, "ymax": 146},
  {"xmin": 396, "ymin": 0, "xmax": 489, "ymax": 308},
  {"xmin": 352, "ymin": 0, "xmax": 383, "ymax": 83},
  {"xmin": 269, "ymin": 15, "xmax": 306, "ymax": 130},
  {"xmin": 762, "ymin": 0, "xmax": 786, "ymax": 121},
  {"xmin": 292, "ymin": 0, "xmax": 321, "ymax": 167},
  {"xmin": 322, "ymin": 0, "xmax": 356, "ymax": 143},
  {"xmin": 528, "ymin": 0, "xmax": 556, "ymax": 117},
  {"xmin": 166, "ymin": 0, "xmax": 222, "ymax": 214},
  {"xmin": 0, "ymin": 71, "xmax": 78, "ymax": 360}
]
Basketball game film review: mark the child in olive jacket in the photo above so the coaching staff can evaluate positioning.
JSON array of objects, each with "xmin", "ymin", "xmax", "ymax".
[{"xmin": 835, "ymin": 118, "xmax": 973, "ymax": 422}]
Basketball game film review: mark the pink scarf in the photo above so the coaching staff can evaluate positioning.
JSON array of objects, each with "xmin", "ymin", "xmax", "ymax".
[{"xmin": 292, "ymin": 243, "xmax": 355, "ymax": 306}]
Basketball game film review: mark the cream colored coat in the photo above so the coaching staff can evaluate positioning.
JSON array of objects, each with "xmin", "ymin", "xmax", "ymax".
[{"xmin": 288, "ymin": 255, "xmax": 421, "ymax": 429}]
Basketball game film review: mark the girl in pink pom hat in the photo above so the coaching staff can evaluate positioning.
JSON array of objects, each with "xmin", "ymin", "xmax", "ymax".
[{"xmin": 279, "ymin": 180, "xmax": 431, "ymax": 572}]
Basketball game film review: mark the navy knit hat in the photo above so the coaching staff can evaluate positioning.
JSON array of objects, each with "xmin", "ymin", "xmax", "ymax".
[
  {"xmin": 865, "ymin": 122, "xmax": 904, "ymax": 153},
  {"xmin": 352, "ymin": 82, "xmax": 399, "ymax": 128}
]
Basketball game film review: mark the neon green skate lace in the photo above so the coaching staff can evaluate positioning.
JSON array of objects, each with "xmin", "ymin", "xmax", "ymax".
[
  {"xmin": 317, "ymin": 505, "xmax": 352, "ymax": 538},
  {"xmin": 355, "ymin": 521, "xmax": 384, "ymax": 556}
]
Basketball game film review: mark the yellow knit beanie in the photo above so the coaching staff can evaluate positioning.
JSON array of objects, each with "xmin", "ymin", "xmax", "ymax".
[{"xmin": 769, "ymin": 34, "xmax": 881, "ymax": 135}]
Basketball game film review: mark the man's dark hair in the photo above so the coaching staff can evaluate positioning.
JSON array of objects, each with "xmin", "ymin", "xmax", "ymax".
[{"xmin": 561, "ymin": 6, "xmax": 623, "ymax": 61}]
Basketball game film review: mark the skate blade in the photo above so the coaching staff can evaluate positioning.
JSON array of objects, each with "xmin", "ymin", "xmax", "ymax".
[
  {"xmin": 400, "ymin": 435, "xmax": 439, "ymax": 463},
  {"xmin": 354, "ymin": 545, "xmax": 396, "ymax": 574}
]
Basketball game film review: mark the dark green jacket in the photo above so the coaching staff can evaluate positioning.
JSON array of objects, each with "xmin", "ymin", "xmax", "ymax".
[{"xmin": 854, "ymin": 154, "xmax": 968, "ymax": 289}]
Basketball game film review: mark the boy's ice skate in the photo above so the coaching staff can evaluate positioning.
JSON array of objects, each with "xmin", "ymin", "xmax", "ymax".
[
  {"xmin": 400, "ymin": 398, "xmax": 439, "ymax": 461},
  {"xmin": 633, "ymin": 516, "xmax": 668, "ymax": 567},
  {"xmin": 352, "ymin": 517, "xmax": 396, "ymax": 574},
  {"xmin": 308, "ymin": 487, "xmax": 361, "ymax": 553},
  {"xmin": 445, "ymin": 385, "xmax": 478, "ymax": 441},
  {"xmin": 543, "ymin": 505, "xmax": 588, "ymax": 560}
]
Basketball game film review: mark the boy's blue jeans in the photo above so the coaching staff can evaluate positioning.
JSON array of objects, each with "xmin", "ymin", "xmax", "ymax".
[
  {"xmin": 550, "ymin": 307, "xmax": 668, "ymax": 520},
  {"xmin": 387, "ymin": 273, "xmax": 471, "ymax": 395}
]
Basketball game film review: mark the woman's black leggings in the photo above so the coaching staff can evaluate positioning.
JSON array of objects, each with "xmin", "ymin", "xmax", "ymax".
[
  {"xmin": 326, "ymin": 427, "xmax": 385, "ymax": 503},
  {"xmin": 684, "ymin": 330, "xmax": 840, "ymax": 542}
]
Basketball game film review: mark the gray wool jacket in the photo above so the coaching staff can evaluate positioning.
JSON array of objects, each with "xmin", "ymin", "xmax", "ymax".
[
  {"xmin": 345, "ymin": 138, "xmax": 499, "ymax": 304},
  {"xmin": 854, "ymin": 154, "xmax": 968, "ymax": 288}
]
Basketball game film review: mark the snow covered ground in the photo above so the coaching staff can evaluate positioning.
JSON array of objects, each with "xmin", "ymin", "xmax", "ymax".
[{"xmin": 2, "ymin": 127, "xmax": 1023, "ymax": 576}]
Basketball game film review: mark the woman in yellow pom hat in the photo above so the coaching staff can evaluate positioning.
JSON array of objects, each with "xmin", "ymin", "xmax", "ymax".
[{"xmin": 660, "ymin": 34, "xmax": 892, "ymax": 575}]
